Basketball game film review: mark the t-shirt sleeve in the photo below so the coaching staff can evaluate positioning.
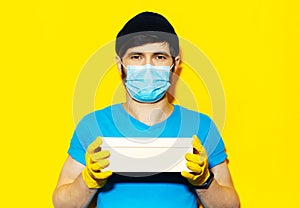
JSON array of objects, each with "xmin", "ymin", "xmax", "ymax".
[
  {"xmin": 68, "ymin": 113, "xmax": 103, "ymax": 166},
  {"xmin": 201, "ymin": 117, "xmax": 227, "ymax": 169},
  {"xmin": 68, "ymin": 130, "xmax": 86, "ymax": 166}
]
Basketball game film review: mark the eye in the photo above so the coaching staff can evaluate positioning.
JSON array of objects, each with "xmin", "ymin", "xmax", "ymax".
[
  {"xmin": 155, "ymin": 55, "xmax": 167, "ymax": 60},
  {"xmin": 130, "ymin": 55, "xmax": 142, "ymax": 60}
]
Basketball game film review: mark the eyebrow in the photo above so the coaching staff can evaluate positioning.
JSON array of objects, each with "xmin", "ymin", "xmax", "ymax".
[
  {"xmin": 126, "ymin": 51, "xmax": 171, "ymax": 56},
  {"xmin": 153, "ymin": 52, "xmax": 171, "ymax": 56}
]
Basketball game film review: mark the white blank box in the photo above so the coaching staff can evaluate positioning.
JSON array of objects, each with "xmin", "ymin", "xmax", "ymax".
[{"xmin": 101, "ymin": 137, "xmax": 193, "ymax": 172}]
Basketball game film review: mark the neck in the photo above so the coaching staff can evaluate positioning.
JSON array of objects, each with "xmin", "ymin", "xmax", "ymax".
[{"xmin": 123, "ymin": 94, "xmax": 174, "ymax": 126}]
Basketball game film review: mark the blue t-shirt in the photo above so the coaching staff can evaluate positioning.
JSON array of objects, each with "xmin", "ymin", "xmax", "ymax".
[{"xmin": 68, "ymin": 104, "xmax": 227, "ymax": 208}]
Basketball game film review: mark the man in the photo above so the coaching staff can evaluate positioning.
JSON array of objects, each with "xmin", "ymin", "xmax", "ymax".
[{"xmin": 52, "ymin": 12, "xmax": 240, "ymax": 208}]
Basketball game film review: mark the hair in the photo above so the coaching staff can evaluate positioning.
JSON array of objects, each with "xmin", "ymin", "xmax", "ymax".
[{"xmin": 116, "ymin": 32, "xmax": 179, "ymax": 59}]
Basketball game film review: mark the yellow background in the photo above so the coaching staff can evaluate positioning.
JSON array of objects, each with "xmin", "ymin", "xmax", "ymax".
[{"xmin": 1, "ymin": 0, "xmax": 299, "ymax": 207}]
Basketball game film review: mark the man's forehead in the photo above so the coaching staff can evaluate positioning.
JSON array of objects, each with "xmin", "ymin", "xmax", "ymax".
[{"xmin": 125, "ymin": 42, "xmax": 171, "ymax": 54}]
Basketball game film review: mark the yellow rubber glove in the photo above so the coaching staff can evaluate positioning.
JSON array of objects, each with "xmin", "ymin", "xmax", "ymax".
[
  {"xmin": 181, "ymin": 135, "xmax": 211, "ymax": 186},
  {"xmin": 82, "ymin": 137, "xmax": 113, "ymax": 189}
]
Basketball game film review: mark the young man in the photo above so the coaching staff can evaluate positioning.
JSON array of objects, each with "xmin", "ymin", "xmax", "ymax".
[{"xmin": 52, "ymin": 12, "xmax": 240, "ymax": 208}]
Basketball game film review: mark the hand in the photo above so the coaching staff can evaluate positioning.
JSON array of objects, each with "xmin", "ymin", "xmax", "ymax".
[
  {"xmin": 82, "ymin": 137, "xmax": 112, "ymax": 189},
  {"xmin": 181, "ymin": 135, "xmax": 211, "ymax": 186}
]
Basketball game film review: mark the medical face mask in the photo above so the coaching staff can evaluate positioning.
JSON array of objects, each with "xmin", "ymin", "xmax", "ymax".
[{"xmin": 124, "ymin": 64, "xmax": 172, "ymax": 103}]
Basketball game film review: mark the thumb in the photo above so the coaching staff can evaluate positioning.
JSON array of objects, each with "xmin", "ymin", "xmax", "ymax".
[
  {"xmin": 87, "ymin": 137, "xmax": 103, "ymax": 153},
  {"xmin": 192, "ymin": 135, "xmax": 203, "ymax": 154}
]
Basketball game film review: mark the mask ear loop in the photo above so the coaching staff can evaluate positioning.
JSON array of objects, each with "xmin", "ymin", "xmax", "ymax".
[
  {"xmin": 171, "ymin": 56, "xmax": 177, "ymax": 72},
  {"xmin": 170, "ymin": 57, "xmax": 176, "ymax": 72},
  {"xmin": 116, "ymin": 56, "xmax": 127, "ymax": 79}
]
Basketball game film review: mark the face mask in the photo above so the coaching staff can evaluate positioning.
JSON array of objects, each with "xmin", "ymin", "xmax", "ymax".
[{"xmin": 124, "ymin": 64, "xmax": 172, "ymax": 103}]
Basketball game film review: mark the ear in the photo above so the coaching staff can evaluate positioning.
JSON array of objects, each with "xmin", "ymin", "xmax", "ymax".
[
  {"xmin": 173, "ymin": 55, "xmax": 181, "ymax": 73},
  {"xmin": 116, "ymin": 56, "xmax": 122, "ymax": 75}
]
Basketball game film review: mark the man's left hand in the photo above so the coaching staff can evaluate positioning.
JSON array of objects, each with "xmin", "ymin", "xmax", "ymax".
[{"xmin": 181, "ymin": 135, "xmax": 211, "ymax": 186}]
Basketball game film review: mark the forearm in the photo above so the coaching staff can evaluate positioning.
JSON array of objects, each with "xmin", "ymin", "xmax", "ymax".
[
  {"xmin": 52, "ymin": 174, "xmax": 98, "ymax": 208},
  {"xmin": 195, "ymin": 179, "xmax": 240, "ymax": 208}
]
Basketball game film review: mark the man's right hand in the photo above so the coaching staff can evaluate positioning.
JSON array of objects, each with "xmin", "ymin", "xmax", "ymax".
[{"xmin": 82, "ymin": 137, "xmax": 112, "ymax": 189}]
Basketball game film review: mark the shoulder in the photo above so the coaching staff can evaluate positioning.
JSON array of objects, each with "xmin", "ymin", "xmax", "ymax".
[
  {"xmin": 174, "ymin": 105, "xmax": 212, "ymax": 124},
  {"xmin": 173, "ymin": 105, "xmax": 219, "ymax": 142},
  {"xmin": 73, "ymin": 104, "xmax": 121, "ymax": 136},
  {"xmin": 79, "ymin": 104, "xmax": 122, "ymax": 124}
]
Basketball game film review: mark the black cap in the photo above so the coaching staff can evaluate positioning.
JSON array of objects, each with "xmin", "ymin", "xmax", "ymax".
[
  {"xmin": 117, "ymin": 12, "xmax": 177, "ymax": 37},
  {"xmin": 116, "ymin": 12, "xmax": 179, "ymax": 57}
]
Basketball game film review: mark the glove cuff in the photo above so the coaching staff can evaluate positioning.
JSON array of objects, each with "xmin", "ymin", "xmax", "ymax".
[{"xmin": 194, "ymin": 170, "xmax": 214, "ymax": 189}]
